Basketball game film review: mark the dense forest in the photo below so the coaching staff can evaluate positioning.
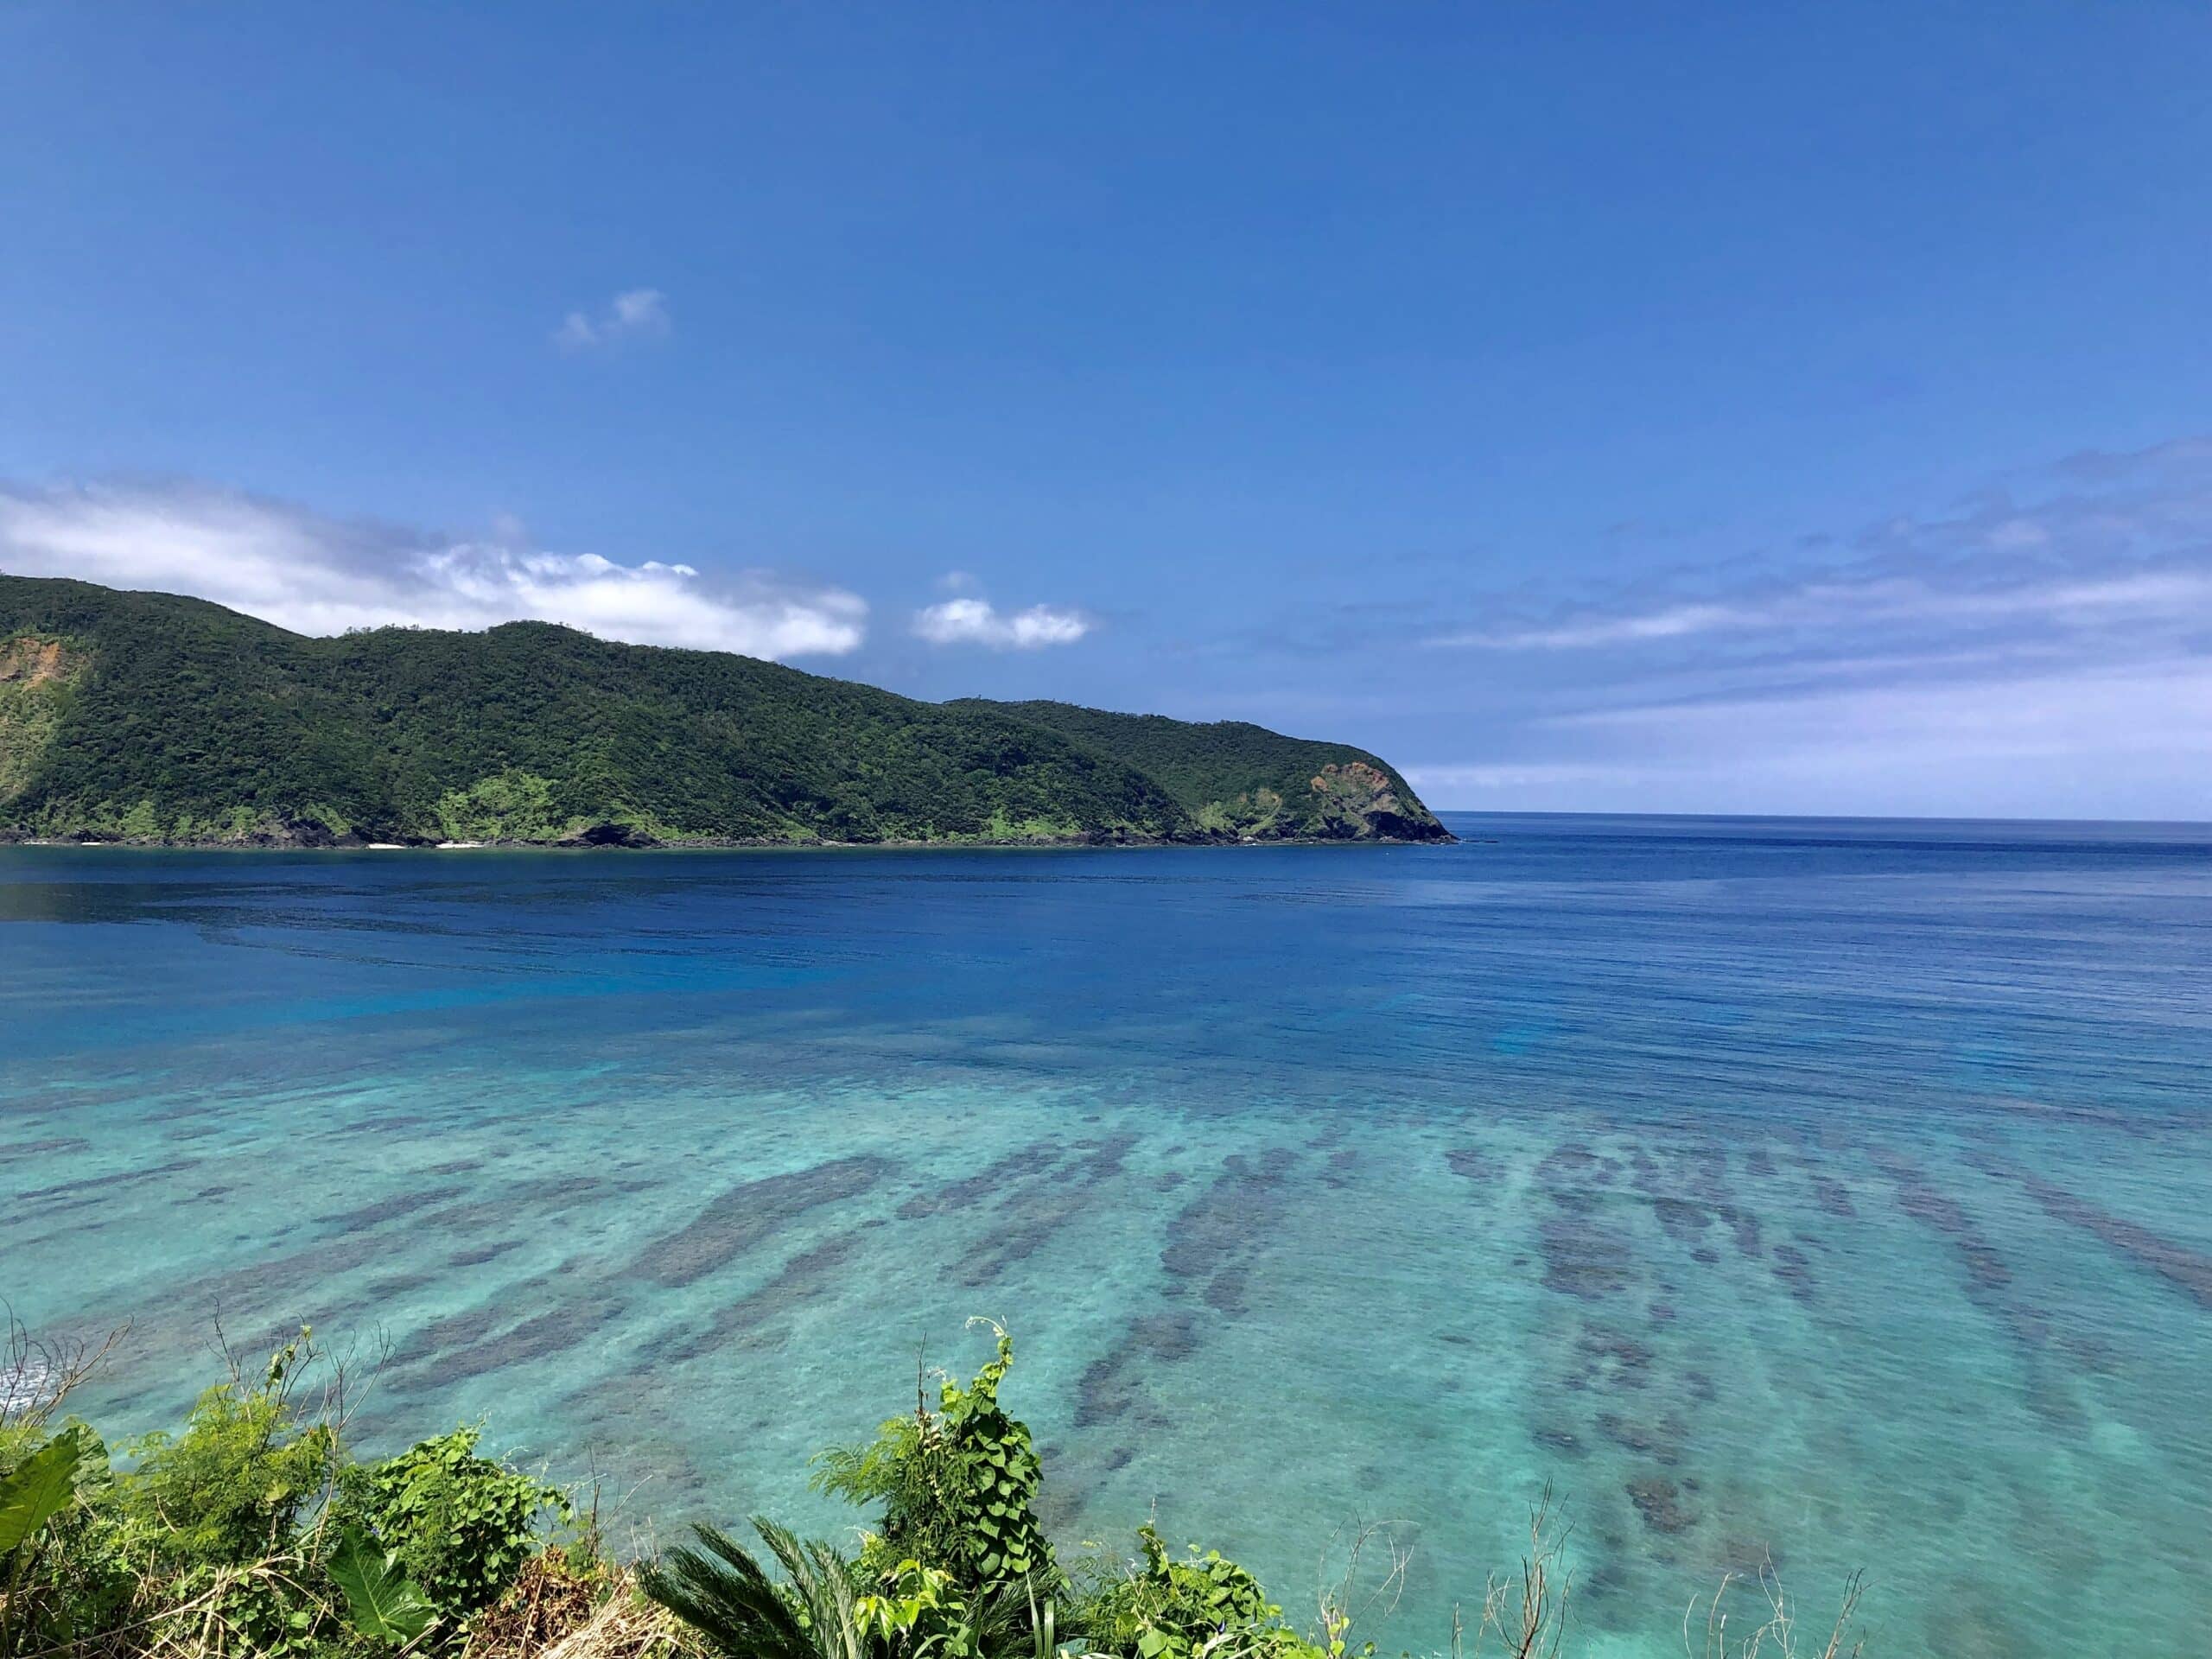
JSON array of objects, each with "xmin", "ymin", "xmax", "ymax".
[
  {"xmin": 957, "ymin": 702, "xmax": 1442, "ymax": 841},
  {"xmin": 0, "ymin": 576, "xmax": 1448, "ymax": 849}
]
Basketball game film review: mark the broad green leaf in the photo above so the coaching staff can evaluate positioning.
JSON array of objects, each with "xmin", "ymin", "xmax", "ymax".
[
  {"xmin": 328, "ymin": 1529, "xmax": 437, "ymax": 1645},
  {"xmin": 0, "ymin": 1428, "xmax": 86, "ymax": 1552}
]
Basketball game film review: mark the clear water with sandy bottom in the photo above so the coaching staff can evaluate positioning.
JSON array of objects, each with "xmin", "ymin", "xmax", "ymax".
[{"xmin": 4, "ymin": 816, "xmax": 2209, "ymax": 1656}]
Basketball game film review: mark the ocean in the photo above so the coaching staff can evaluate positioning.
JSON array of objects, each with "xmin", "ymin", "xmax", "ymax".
[{"xmin": 3, "ymin": 815, "xmax": 2209, "ymax": 1656}]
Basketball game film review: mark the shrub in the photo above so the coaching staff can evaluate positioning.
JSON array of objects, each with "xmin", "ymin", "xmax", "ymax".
[
  {"xmin": 1, "ymin": 1427, "xmax": 120, "ymax": 1659},
  {"xmin": 94, "ymin": 1330, "xmax": 355, "ymax": 1657},
  {"xmin": 0, "ymin": 1321, "xmax": 575, "ymax": 1659},
  {"xmin": 810, "ymin": 1323, "xmax": 1055, "ymax": 1601},
  {"xmin": 117, "ymin": 1332, "xmax": 340, "ymax": 1571},
  {"xmin": 333, "ymin": 1425, "xmax": 569, "ymax": 1621},
  {"xmin": 0, "ymin": 1317, "xmax": 133, "ymax": 1658},
  {"xmin": 1075, "ymin": 1526, "xmax": 1325, "ymax": 1659}
]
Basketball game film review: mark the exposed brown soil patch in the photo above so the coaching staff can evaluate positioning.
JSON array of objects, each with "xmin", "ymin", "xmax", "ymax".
[{"xmin": 0, "ymin": 635, "xmax": 73, "ymax": 685}]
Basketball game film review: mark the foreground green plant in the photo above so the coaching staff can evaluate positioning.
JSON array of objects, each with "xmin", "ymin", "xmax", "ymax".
[
  {"xmin": 331, "ymin": 1424, "xmax": 568, "ymax": 1623},
  {"xmin": 639, "ymin": 1518, "xmax": 876, "ymax": 1659},
  {"xmin": 1079, "ymin": 1525, "xmax": 1328, "ymax": 1659},
  {"xmin": 0, "ymin": 1318, "xmax": 593, "ymax": 1659},
  {"xmin": 0, "ymin": 1315, "xmax": 131, "ymax": 1659},
  {"xmin": 2, "ymin": 1312, "xmax": 1866, "ymax": 1659},
  {"xmin": 0, "ymin": 1426, "xmax": 99, "ymax": 1656},
  {"xmin": 640, "ymin": 1325, "xmax": 1074, "ymax": 1659},
  {"xmin": 118, "ymin": 1330, "xmax": 342, "ymax": 1573},
  {"xmin": 663, "ymin": 1328, "xmax": 1344, "ymax": 1659},
  {"xmin": 326, "ymin": 1529, "xmax": 437, "ymax": 1648},
  {"xmin": 811, "ymin": 1322, "xmax": 1055, "ymax": 1601}
]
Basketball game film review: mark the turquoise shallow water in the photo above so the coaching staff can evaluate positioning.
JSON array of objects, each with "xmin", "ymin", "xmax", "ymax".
[{"xmin": 4, "ymin": 815, "xmax": 2210, "ymax": 1656}]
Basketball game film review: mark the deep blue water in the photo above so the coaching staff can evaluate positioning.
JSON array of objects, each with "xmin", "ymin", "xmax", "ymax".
[{"xmin": 4, "ymin": 815, "xmax": 2210, "ymax": 1656}]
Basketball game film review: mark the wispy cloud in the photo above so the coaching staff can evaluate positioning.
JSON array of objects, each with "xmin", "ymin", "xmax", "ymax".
[
  {"xmin": 1432, "ymin": 435, "xmax": 2212, "ymax": 659},
  {"xmin": 554, "ymin": 287, "xmax": 671, "ymax": 352},
  {"xmin": 912, "ymin": 591, "xmax": 1091, "ymax": 650},
  {"xmin": 1402, "ymin": 761, "xmax": 1637, "ymax": 792},
  {"xmin": 1433, "ymin": 601, "xmax": 1752, "ymax": 650},
  {"xmin": 1407, "ymin": 435, "xmax": 2212, "ymax": 815},
  {"xmin": 1548, "ymin": 657, "xmax": 2212, "ymax": 753},
  {"xmin": 0, "ymin": 480, "xmax": 865, "ymax": 658},
  {"xmin": 1432, "ymin": 570, "xmax": 2212, "ymax": 651}
]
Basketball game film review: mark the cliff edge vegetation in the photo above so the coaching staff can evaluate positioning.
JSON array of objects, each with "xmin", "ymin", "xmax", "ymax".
[
  {"xmin": 951, "ymin": 702, "xmax": 1440, "ymax": 842},
  {"xmin": 0, "ymin": 1317, "xmax": 1864, "ymax": 1659},
  {"xmin": 0, "ymin": 575, "xmax": 1450, "ymax": 849}
]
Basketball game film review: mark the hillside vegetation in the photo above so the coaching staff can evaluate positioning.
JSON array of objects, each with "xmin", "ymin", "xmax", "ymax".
[
  {"xmin": 0, "ymin": 1318, "xmax": 1863, "ymax": 1659},
  {"xmin": 957, "ymin": 702, "xmax": 1440, "ymax": 841},
  {"xmin": 0, "ymin": 575, "xmax": 1448, "ymax": 849}
]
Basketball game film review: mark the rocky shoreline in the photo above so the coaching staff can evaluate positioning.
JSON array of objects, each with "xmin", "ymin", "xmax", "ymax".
[{"xmin": 1, "ymin": 820, "xmax": 1457, "ymax": 851}]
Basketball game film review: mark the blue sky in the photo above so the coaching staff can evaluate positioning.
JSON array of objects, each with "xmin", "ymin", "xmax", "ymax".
[{"xmin": 4, "ymin": 3, "xmax": 2210, "ymax": 817}]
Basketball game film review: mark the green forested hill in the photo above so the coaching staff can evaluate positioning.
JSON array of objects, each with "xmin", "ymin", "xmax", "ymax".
[
  {"xmin": 0, "ymin": 574, "xmax": 1450, "ymax": 847},
  {"xmin": 957, "ymin": 699, "xmax": 1446, "ymax": 840}
]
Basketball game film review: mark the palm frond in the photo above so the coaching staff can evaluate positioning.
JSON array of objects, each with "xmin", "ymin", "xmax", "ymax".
[{"xmin": 636, "ymin": 1520, "xmax": 819, "ymax": 1659}]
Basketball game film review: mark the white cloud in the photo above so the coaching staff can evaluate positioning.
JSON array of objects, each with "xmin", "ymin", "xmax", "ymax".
[
  {"xmin": 554, "ymin": 287, "xmax": 671, "ymax": 352},
  {"xmin": 0, "ymin": 480, "xmax": 866, "ymax": 659},
  {"xmin": 912, "ymin": 594, "xmax": 1091, "ymax": 650}
]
